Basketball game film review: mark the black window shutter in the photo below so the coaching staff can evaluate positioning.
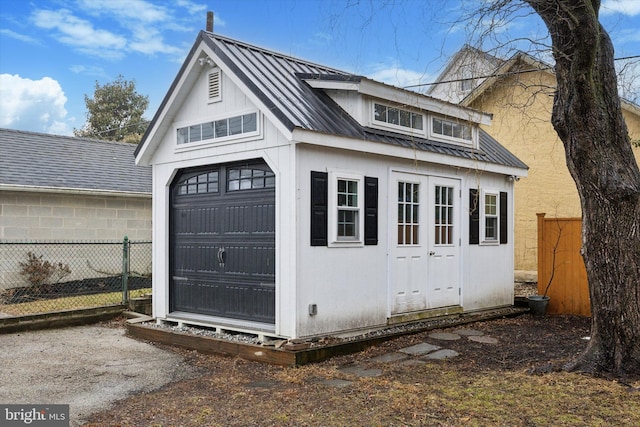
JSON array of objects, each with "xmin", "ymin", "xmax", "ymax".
[
  {"xmin": 500, "ymin": 191, "xmax": 508, "ymax": 244},
  {"xmin": 310, "ymin": 171, "xmax": 328, "ymax": 246},
  {"xmin": 364, "ymin": 176, "xmax": 378, "ymax": 245},
  {"xmin": 469, "ymin": 188, "xmax": 479, "ymax": 245}
]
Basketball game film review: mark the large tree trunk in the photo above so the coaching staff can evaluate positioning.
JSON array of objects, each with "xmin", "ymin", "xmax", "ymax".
[{"xmin": 525, "ymin": 0, "xmax": 640, "ymax": 376}]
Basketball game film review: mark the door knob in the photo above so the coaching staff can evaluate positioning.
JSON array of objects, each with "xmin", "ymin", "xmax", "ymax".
[{"xmin": 429, "ymin": 251, "xmax": 436, "ymax": 256}]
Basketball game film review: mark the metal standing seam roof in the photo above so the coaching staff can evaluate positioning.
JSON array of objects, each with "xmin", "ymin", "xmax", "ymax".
[
  {"xmin": 0, "ymin": 128, "xmax": 151, "ymax": 194},
  {"xmin": 138, "ymin": 32, "xmax": 527, "ymax": 171}
]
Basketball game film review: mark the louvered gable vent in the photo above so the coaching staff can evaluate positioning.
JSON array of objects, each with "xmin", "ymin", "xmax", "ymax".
[{"xmin": 208, "ymin": 69, "xmax": 221, "ymax": 102}]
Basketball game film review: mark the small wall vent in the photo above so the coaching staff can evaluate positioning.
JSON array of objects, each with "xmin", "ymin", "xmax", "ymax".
[{"xmin": 208, "ymin": 69, "xmax": 221, "ymax": 103}]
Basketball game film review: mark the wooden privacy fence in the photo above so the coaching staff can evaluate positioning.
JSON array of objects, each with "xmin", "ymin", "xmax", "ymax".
[{"xmin": 537, "ymin": 213, "xmax": 590, "ymax": 316}]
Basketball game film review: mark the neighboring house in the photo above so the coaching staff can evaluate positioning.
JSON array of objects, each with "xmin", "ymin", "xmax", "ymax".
[
  {"xmin": 0, "ymin": 128, "xmax": 152, "ymax": 288},
  {"xmin": 135, "ymin": 32, "xmax": 528, "ymax": 340},
  {"xmin": 0, "ymin": 128, "xmax": 152, "ymax": 241},
  {"xmin": 428, "ymin": 46, "xmax": 640, "ymax": 275}
]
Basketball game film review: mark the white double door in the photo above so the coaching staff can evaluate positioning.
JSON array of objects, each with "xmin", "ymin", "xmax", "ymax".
[{"xmin": 390, "ymin": 172, "xmax": 461, "ymax": 314}]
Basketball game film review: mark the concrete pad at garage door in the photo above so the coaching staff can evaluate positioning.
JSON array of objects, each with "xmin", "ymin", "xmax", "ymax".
[{"xmin": 0, "ymin": 325, "xmax": 198, "ymax": 426}]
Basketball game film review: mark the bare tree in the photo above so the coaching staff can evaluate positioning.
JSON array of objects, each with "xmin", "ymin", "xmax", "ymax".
[
  {"xmin": 334, "ymin": 0, "xmax": 640, "ymax": 377},
  {"xmin": 521, "ymin": 0, "xmax": 640, "ymax": 377}
]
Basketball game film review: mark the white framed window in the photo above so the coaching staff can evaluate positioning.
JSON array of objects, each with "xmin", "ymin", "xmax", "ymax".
[
  {"xmin": 176, "ymin": 111, "xmax": 259, "ymax": 146},
  {"xmin": 430, "ymin": 116, "xmax": 473, "ymax": 145},
  {"xmin": 372, "ymin": 102, "xmax": 425, "ymax": 136},
  {"xmin": 397, "ymin": 181, "xmax": 420, "ymax": 245},
  {"xmin": 481, "ymin": 190, "xmax": 499, "ymax": 243},
  {"xmin": 329, "ymin": 171, "xmax": 364, "ymax": 246}
]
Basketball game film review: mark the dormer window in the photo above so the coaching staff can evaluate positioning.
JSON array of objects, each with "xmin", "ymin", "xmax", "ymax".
[
  {"xmin": 374, "ymin": 103, "xmax": 424, "ymax": 131},
  {"xmin": 429, "ymin": 116, "xmax": 474, "ymax": 146}
]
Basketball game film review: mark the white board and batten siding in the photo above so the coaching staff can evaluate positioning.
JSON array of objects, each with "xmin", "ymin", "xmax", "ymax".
[{"xmin": 137, "ymin": 32, "xmax": 527, "ymax": 340}]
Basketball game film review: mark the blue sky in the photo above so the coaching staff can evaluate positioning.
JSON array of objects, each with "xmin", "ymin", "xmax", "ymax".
[{"xmin": 1, "ymin": 0, "xmax": 638, "ymax": 136}]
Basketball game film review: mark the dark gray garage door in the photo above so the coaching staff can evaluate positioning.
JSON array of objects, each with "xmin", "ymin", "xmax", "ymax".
[{"xmin": 170, "ymin": 159, "xmax": 275, "ymax": 324}]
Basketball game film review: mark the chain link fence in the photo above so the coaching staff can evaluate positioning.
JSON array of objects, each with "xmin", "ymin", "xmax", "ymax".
[{"xmin": 0, "ymin": 238, "xmax": 151, "ymax": 317}]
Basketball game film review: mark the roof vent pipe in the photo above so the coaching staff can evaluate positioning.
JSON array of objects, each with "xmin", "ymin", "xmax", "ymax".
[{"xmin": 206, "ymin": 11, "xmax": 214, "ymax": 32}]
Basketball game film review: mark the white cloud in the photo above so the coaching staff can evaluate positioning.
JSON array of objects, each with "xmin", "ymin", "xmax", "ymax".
[
  {"xmin": 0, "ymin": 74, "xmax": 71, "ymax": 135},
  {"xmin": 366, "ymin": 60, "xmax": 433, "ymax": 92},
  {"xmin": 601, "ymin": 0, "xmax": 640, "ymax": 16},
  {"xmin": 0, "ymin": 29, "xmax": 39, "ymax": 44},
  {"xmin": 77, "ymin": 0, "xmax": 170, "ymax": 23},
  {"xmin": 31, "ymin": 9, "xmax": 127, "ymax": 59},
  {"xmin": 177, "ymin": 0, "xmax": 208, "ymax": 16}
]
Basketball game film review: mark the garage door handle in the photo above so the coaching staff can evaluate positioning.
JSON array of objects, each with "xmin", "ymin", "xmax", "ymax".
[{"xmin": 217, "ymin": 247, "xmax": 226, "ymax": 267}]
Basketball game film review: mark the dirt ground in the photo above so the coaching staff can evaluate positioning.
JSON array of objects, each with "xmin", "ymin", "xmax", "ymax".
[{"xmin": 84, "ymin": 314, "xmax": 640, "ymax": 426}]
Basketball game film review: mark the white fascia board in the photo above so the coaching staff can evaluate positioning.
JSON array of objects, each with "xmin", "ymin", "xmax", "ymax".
[
  {"xmin": 200, "ymin": 44, "xmax": 294, "ymax": 142},
  {"xmin": 357, "ymin": 78, "xmax": 493, "ymax": 126},
  {"xmin": 292, "ymin": 129, "xmax": 527, "ymax": 177},
  {"xmin": 0, "ymin": 184, "xmax": 151, "ymax": 198},
  {"xmin": 303, "ymin": 79, "xmax": 360, "ymax": 91},
  {"xmin": 135, "ymin": 50, "xmax": 203, "ymax": 166}
]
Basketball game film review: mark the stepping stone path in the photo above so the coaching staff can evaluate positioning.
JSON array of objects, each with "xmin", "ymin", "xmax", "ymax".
[
  {"xmin": 337, "ymin": 365, "xmax": 383, "ymax": 377},
  {"xmin": 428, "ymin": 332, "xmax": 461, "ymax": 341},
  {"xmin": 399, "ymin": 342, "xmax": 441, "ymax": 355},
  {"xmin": 317, "ymin": 328, "xmax": 500, "ymax": 387}
]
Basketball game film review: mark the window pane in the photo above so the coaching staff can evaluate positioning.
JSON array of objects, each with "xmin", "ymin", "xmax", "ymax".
[
  {"xmin": 388, "ymin": 107, "xmax": 399, "ymax": 125},
  {"xmin": 486, "ymin": 217, "xmax": 497, "ymax": 240},
  {"xmin": 411, "ymin": 113, "xmax": 423, "ymax": 130},
  {"xmin": 228, "ymin": 169, "xmax": 239, "ymax": 180},
  {"xmin": 374, "ymin": 104, "xmax": 386, "ymax": 122},
  {"xmin": 338, "ymin": 210, "xmax": 357, "ymax": 237},
  {"xmin": 242, "ymin": 113, "xmax": 257, "ymax": 133},
  {"xmin": 399, "ymin": 110, "xmax": 411, "ymax": 128},
  {"xmin": 215, "ymin": 119, "xmax": 228, "ymax": 138},
  {"xmin": 443, "ymin": 121, "xmax": 453, "ymax": 137},
  {"xmin": 398, "ymin": 182, "xmax": 404, "ymax": 202},
  {"xmin": 177, "ymin": 127, "xmax": 188, "ymax": 144},
  {"xmin": 189, "ymin": 125, "xmax": 201, "ymax": 142},
  {"xmin": 229, "ymin": 116, "xmax": 242, "ymax": 135},
  {"xmin": 433, "ymin": 118, "xmax": 443, "ymax": 134},
  {"xmin": 201, "ymin": 122, "xmax": 214, "ymax": 140}
]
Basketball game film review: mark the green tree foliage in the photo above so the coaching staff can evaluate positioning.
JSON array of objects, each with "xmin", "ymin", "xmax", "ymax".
[{"xmin": 74, "ymin": 75, "xmax": 149, "ymax": 143}]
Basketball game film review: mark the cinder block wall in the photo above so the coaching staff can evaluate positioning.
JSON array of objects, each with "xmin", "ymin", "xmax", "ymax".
[
  {"xmin": 0, "ymin": 191, "xmax": 152, "ymax": 290},
  {"xmin": 0, "ymin": 191, "xmax": 151, "ymax": 241}
]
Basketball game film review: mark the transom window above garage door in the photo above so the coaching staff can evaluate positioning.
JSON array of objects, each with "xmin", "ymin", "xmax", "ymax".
[{"xmin": 227, "ymin": 166, "xmax": 275, "ymax": 191}]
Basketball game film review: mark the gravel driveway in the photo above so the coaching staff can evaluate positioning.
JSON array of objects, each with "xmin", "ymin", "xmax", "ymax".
[{"xmin": 0, "ymin": 323, "xmax": 198, "ymax": 426}]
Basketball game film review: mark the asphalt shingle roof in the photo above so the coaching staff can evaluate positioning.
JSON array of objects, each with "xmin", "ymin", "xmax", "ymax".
[{"xmin": 1, "ymin": 128, "xmax": 151, "ymax": 194}]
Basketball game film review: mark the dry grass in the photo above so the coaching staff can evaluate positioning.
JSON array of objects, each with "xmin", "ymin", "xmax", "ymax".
[
  {"xmin": 0, "ymin": 288, "xmax": 151, "ymax": 315},
  {"xmin": 85, "ymin": 315, "xmax": 640, "ymax": 426}
]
